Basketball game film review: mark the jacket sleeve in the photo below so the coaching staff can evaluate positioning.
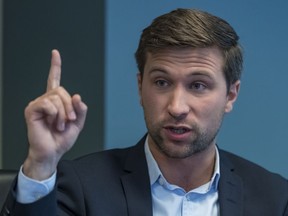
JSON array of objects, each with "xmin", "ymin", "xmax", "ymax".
[
  {"xmin": 0, "ymin": 162, "xmax": 86, "ymax": 216},
  {"xmin": 0, "ymin": 179, "xmax": 57, "ymax": 216}
]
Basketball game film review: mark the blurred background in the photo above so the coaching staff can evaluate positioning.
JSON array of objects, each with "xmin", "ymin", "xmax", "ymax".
[{"xmin": 0, "ymin": 0, "xmax": 287, "ymax": 179}]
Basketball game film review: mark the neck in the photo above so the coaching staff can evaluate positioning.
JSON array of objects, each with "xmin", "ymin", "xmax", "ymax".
[{"xmin": 149, "ymin": 141, "xmax": 216, "ymax": 192}]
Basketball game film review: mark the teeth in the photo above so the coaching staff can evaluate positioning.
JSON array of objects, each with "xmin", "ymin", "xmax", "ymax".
[{"xmin": 171, "ymin": 128, "xmax": 186, "ymax": 134}]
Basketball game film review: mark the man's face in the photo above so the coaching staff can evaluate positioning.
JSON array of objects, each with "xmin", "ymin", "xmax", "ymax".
[{"xmin": 138, "ymin": 47, "xmax": 240, "ymax": 159}]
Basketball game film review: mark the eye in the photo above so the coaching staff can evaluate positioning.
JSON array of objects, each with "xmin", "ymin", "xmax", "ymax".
[
  {"xmin": 155, "ymin": 79, "xmax": 169, "ymax": 88},
  {"xmin": 189, "ymin": 82, "xmax": 207, "ymax": 91}
]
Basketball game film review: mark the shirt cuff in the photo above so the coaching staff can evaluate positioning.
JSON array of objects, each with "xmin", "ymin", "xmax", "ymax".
[{"xmin": 16, "ymin": 165, "xmax": 56, "ymax": 204}]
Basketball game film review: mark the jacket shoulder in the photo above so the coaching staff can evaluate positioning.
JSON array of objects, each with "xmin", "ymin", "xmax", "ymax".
[{"xmin": 219, "ymin": 149, "xmax": 287, "ymax": 186}]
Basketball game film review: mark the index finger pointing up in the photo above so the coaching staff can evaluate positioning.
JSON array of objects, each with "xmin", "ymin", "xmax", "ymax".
[{"xmin": 47, "ymin": 49, "xmax": 62, "ymax": 91}]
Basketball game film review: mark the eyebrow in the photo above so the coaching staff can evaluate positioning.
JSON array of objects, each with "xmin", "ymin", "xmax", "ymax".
[
  {"xmin": 188, "ymin": 72, "xmax": 215, "ymax": 78},
  {"xmin": 148, "ymin": 67, "xmax": 215, "ymax": 79},
  {"xmin": 148, "ymin": 67, "xmax": 168, "ymax": 74}
]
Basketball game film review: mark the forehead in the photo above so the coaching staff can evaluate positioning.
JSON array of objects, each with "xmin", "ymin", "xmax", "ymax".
[{"xmin": 144, "ymin": 47, "xmax": 225, "ymax": 75}]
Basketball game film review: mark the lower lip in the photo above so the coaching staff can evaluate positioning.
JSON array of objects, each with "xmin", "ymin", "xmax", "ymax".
[{"xmin": 164, "ymin": 128, "xmax": 192, "ymax": 141}]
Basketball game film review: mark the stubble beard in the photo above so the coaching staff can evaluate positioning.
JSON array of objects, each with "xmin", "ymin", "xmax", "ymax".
[{"xmin": 147, "ymin": 117, "xmax": 223, "ymax": 159}]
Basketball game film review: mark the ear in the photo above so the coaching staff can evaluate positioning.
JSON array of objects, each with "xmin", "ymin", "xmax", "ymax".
[
  {"xmin": 137, "ymin": 73, "xmax": 143, "ymax": 106},
  {"xmin": 225, "ymin": 80, "xmax": 240, "ymax": 113}
]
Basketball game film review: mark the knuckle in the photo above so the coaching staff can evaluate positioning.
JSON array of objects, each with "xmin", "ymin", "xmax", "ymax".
[
  {"xmin": 55, "ymin": 86, "xmax": 67, "ymax": 95},
  {"xmin": 49, "ymin": 94, "xmax": 60, "ymax": 102},
  {"xmin": 24, "ymin": 100, "xmax": 37, "ymax": 115}
]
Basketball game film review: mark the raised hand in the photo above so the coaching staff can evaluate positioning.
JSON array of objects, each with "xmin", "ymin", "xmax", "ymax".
[{"xmin": 23, "ymin": 50, "xmax": 88, "ymax": 180}]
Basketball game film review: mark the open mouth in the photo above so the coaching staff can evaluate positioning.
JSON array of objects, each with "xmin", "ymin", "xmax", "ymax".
[{"xmin": 166, "ymin": 127, "xmax": 191, "ymax": 134}]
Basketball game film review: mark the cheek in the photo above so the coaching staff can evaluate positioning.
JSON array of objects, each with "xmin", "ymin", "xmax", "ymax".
[
  {"xmin": 142, "ymin": 95, "xmax": 162, "ymax": 115},
  {"xmin": 196, "ymin": 98, "xmax": 226, "ymax": 122},
  {"xmin": 141, "ymin": 84, "xmax": 162, "ymax": 107},
  {"xmin": 141, "ymin": 92, "xmax": 167, "ymax": 120}
]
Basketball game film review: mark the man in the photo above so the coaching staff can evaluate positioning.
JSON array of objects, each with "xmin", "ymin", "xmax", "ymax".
[{"xmin": 1, "ymin": 8, "xmax": 288, "ymax": 216}]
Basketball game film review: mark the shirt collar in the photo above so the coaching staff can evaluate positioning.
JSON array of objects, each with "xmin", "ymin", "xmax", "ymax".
[{"xmin": 144, "ymin": 137, "xmax": 220, "ymax": 192}]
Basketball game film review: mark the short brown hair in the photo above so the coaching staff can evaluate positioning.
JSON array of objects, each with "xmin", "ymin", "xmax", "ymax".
[{"xmin": 135, "ymin": 8, "xmax": 243, "ymax": 89}]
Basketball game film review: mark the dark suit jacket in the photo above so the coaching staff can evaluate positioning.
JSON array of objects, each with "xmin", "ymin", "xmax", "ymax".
[{"xmin": 1, "ymin": 136, "xmax": 288, "ymax": 216}]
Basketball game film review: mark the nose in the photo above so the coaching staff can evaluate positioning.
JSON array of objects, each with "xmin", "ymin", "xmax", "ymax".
[{"xmin": 167, "ymin": 87, "xmax": 190, "ymax": 120}]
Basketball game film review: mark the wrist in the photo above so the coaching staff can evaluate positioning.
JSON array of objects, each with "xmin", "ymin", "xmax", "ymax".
[{"xmin": 23, "ymin": 156, "xmax": 58, "ymax": 181}]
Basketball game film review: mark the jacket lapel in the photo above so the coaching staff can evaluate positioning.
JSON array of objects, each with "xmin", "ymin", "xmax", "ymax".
[
  {"xmin": 120, "ymin": 136, "xmax": 153, "ymax": 216},
  {"xmin": 218, "ymin": 150, "xmax": 244, "ymax": 216},
  {"xmin": 119, "ymin": 140, "xmax": 245, "ymax": 216}
]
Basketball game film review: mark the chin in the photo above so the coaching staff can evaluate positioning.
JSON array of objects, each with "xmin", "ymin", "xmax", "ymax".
[{"xmin": 161, "ymin": 141, "xmax": 212, "ymax": 159}]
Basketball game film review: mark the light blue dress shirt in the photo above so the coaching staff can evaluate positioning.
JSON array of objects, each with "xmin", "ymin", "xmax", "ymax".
[
  {"xmin": 17, "ymin": 166, "xmax": 56, "ymax": 203},
  {"xmin": 144, "ymin": 139, "xmax": 220, "ymax": 216},
  {"xmin": 17, "ymin": 140, "xmax": 220, "ymax": 216}
]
